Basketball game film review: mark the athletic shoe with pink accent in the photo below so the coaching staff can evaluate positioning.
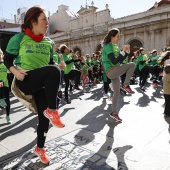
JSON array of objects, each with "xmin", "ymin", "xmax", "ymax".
[
  {"xmin": 110, "ymin": 113, "xmax": 122, "ymax": 122},
  {"xmin": 34, "ymin": 146, "xmax": 50, "ymax": 164},
  {"xmin": 44, "ymin": 108, "xmax": 65, "ymax": 128},
  {"xmin": 152, "ymin": 83, "xmax": 158, "ymax": 88},
  {"xmin": 121, "ymin": 85, "xmax": 135, "ymax": 94}
]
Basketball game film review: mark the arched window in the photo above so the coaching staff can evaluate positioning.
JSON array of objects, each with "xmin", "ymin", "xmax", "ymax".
[
  {"xmin": 128, "ymin": 39, "xmax": 143, "ymax": 57},
  {"xmin": 72, "ymin": 46, "xmax": 81, "ymax": 54},
  {"xmin": 129, "ymin": 39, "xmax": 143, "ymax": 48},
  {"xmin": 168, "ymin": 39, "xmax": 170, "ymax": 46},
  {"xmin": 96, "ymin": 44, "xmax": 102, "ymax": 53}
]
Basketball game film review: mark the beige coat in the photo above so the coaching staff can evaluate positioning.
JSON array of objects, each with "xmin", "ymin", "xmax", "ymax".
[
  {"xmin": 163, "ymin": 73, "xmax": 170, "ymax": 95},
  {"xmin": 11, "ymin": 66, "xmax": 37, "ymax": 113}
]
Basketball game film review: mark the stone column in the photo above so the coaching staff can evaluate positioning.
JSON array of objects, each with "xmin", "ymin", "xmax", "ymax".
[{"xmin": 150, "ymin": 30, "xmax": 155, "ymax": 51}]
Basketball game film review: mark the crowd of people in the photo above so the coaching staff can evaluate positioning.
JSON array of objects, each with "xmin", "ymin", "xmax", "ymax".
[{"xmin": 0, "ymin": 6, "xmax": 170, "ymax": 165}]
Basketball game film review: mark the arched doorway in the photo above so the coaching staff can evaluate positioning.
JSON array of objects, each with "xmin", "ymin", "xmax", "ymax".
[
  {"xmin": 168, "ymin": 38, "xmax": 170, "ymax": 46},
  {"xmin": 128, "ymin": 39, "xmax": 143, "ymax": 57},
  {"xmin": 96, "ymin": 44, "xmax": 102, "ymax": 53},
  {"xmin": 72, "ymin": 46, "xmax": 82, "ymax": 55}
]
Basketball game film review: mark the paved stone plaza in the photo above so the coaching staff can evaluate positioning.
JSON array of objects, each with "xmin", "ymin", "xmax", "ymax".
[{"xmin": 0, "ymin": 83, "xmax": 170, "ymax": 170}]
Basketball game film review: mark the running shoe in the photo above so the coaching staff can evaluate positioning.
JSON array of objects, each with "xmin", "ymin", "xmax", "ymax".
[
  {"xmin": 34, "ymin": 146, "xmax": 50, "ymax": 164},
  {"xmin": 140, "ymin": 86, "xmax": 146, "ymax": 92},
  {"xmin": 121, "ymin": 85, "xmax": 135, "ymax": 94},
  {"xmin": 69, "ymin": 90, "xmax": 73, "ymax": 95},
  {"xmin": 74, "ymin": 86, "xmax": 82, "ymax": 90},
  {"xmin": 64, "ymin": 98, "xmax": 71, "ymax": 104},
  {"xmin": 108, "ymin": 96, "xmax": 112, "ymax": 101},
  {"xmin": 44, "ymin": 108, "xmax": 65, "ymax": 128},
  {"xmin": 109, "ymin": 113, "xmax": 122, "ymax": 122},
  {"xmin": 152, "ymin": 83, "xmax": 158, "ymax": 88},
  {"xmin": 83, "ymin": 89, "xmax": 87, "ymax": 93},
  {"xmin": 103, "ymin": 93, "xmax": 109, "ymax": 98},
  {"xmin": 120, "ymin": 88, "xmax": 126, "ymax": 95},
  {"xmin": 6, "ymin": 116, "xmax": 12, "ymax": 124}
]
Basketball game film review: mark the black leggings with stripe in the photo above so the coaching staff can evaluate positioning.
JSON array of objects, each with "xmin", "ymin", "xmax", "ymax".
[{"xmin": 16, "ymin": 65, "xmax": 61, "ymax": 148}]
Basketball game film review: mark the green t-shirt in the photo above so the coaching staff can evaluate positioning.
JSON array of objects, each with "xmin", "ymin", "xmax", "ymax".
[
  {"xmin": 53, "ymin": 51, "xmax": 61, "ymax": 64},
  {"xmin": 102, "ymin": 43, "xmax": 120, "ymax": 73},
  {"xmin": 132, "ymin": 58, "xmax": 138, "ymax": 69},
  {"xmin": 91, "ymin": 59, "xmax": 100, "ymax": 68},
  {"xmin": 82, "ymin": 64, "xmax": 89, "ymax": 74},
  {"xmin": 86, "ymin": 59, "xmax": 91, "ymax": 67},
  {"xmin": 138, "ymin": 54, "xmax": 149, "ymax": 71},
  {"xmin": 0, "ymin": 63, "xmax": 8, "ymax": 87},
  {"xmin": 6, "ymin": 32, "xmax": 54, "ymax": 70},
  {"xmin": 122, "ymin": 57, "xmax": 128, "ymax": 64},
  {"xmin": 149, "ymin": 55, "xmax": 159, "ymax": 67},
  {"xmin": 62, "ymin": 53, "xmax": 74, "ymax": 74}
]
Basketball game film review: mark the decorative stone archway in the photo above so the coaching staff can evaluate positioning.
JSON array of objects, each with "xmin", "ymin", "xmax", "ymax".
[
  {"xmin": 128, "ymin": 39, "xmax": 143, "ymax": 57},
  {"xmin": 72, "ymin": 46, "xmax": 82, "ymax": 54},
  {"xmin": 96, "ymin": 44, "xmax": 102, "ymax": 53},
  {"xmin": 167, "ymin": 38, "xmax": 170, "ymax": 46}
]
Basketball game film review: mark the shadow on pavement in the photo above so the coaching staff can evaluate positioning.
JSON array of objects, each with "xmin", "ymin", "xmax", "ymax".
[
  {"xmin": 0, "ymin": 114, "xmax": 37, "ymax": 137},
  {"xmin": 74, "ymin": 98, "xmax": 132, "ymax": 169}
]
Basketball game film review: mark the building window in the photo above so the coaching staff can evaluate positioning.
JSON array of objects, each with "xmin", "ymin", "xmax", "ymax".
[
  {"xmin": 129, "ymin": 39, "xmax": 143, "ymax": 48},
  {"xmin": 96, "ymin": 44, "xmax": 102, "ymax": 53},
  {"xmin": 73, "ymin": 47, "xmax": 81, "ymax": 54}
]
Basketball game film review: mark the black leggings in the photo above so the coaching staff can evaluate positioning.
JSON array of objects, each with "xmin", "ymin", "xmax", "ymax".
[
  {"xmin": 140, "ymin": 66, "xmax": 152, "ymax": 87},
  {"xmin": 120, "ymin": 73, "xmax": 126, "ymax": 85},
  {"xmin": 64, "ymin": 69, "xmax": 81, "ymax": 99},
  {"xmin": 7, "ymin": 73, "xmax": 14, "ymax": 92},
  {"xmin": 151, "ymin": 66, "xmax": 160, "ymax": 83},
  {"xmin": 103, "ymin": 77, "xmax": 111, "ymax": 94},
  {"xmin": 0, "ymin": 86, "xmax": 10, "ymax": 116},
  {"xmin": 16, "ymin": 65, "xmax": 61, "ymax": 148}
]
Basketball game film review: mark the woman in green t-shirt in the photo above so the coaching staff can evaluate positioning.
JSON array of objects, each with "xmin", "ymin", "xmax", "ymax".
[
  {"xmin": 138, "ymin": 47, "xmax": 152, "ymax": 91},
  {"xmin": 102, "ymin": 28, "xmax": 135, "ymax": 122},
  {"xmin": 59, "ymin": 44, "xmax": 82, "ymax": 104},
  {"xmin": 0, "ymin": 50, "xmax": 11, "ymax": 123},
  {"xmin": 4, "ymin": 6, "xmax": 65, "ymax": 165}
]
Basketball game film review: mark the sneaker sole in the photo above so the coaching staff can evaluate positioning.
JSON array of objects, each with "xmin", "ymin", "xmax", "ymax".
[
  {"xmin": 64, "ymin": 100, "xmax": 71, "ymax": 104},
  {"xmin": 43, "ymin": 111, "xmax": 65, "ymax": 128},
  {"xmin": 109, "ymin": 115, "xmax": 122, "ymax": 122},
  {"xmin": 120, "ymin": 89, "xmax": 126, "ymax": 95},
  {"xmin": 121, "ymin": 87, "xmax": 134, "ymax": 94},
  {"xmin": 33, "ymin": 150, "xmax": 50, "ymax": 164}
]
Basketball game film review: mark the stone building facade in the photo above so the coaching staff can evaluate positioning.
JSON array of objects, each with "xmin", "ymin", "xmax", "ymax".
[{"xmin": 49, "ymin": 0, "xmax": 170, "ymax": 56}]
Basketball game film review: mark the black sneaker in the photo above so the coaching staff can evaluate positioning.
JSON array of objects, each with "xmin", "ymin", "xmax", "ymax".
[
  {"xmin": 69, "ymin": 90, "xmax": 73, "ymax": 95},
  {"xmin": 120, "ymin": 88, "xmax": 126, "ymax": 95},
  {"xmin": 64, "ymin": 98, "xmax": 71, "ymax": 104},
  {"xmin": 57, "ymin": 91, "xmax": 63, "ymax": 100},
  {"xmin": 140, "ymin": 86, "xmax": 145, "ymax": 92},
  {"xmin": 74, "ymin": 86, "xmax": 82, "ymax": 90}
]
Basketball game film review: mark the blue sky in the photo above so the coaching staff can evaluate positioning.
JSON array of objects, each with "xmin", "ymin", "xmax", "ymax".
[{"xmin": 0, "ymin": 0, "xmax": 158, "ymax": 19}]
